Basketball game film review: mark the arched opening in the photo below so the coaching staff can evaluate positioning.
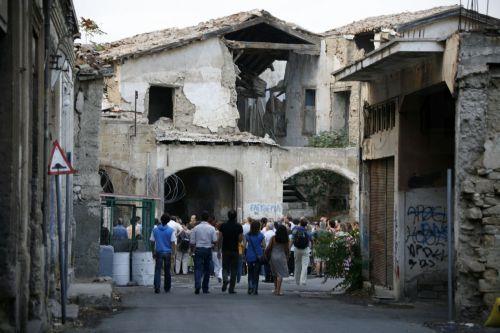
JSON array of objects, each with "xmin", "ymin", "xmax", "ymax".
[
  {"xmin": 164, "ymin": 167, "xmax": 235, "ymax": 223},
  {"xmin": 283, "ymin": 169, "xmax": 351, "ymax": 220}
]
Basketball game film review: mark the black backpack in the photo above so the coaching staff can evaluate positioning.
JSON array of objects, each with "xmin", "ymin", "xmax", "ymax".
[
  {"xmin": 178, "ymin": 231, "xmax": 190, "ymax": 252},
  {"xmin": 293, "ymin": 228, "xmax": 309, "ymax": 249}
]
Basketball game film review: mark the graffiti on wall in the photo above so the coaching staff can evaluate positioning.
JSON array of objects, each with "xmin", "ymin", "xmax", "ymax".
[
  {"xmin": 404, "ymin": 189, "xmax": 447, "ymax": 276},
  {"xmin": 247, "ymin": 203, "xmax": 283, "ymax": 217}
]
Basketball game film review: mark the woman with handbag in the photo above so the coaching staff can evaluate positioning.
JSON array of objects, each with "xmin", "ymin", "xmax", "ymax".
[
  {"xmin": 245, "ymin": 220, "xmax": 265, "ymax": 295},
  {"xmin": 267, "ymin": 225, "xmax": 290, "ymax": 296}
]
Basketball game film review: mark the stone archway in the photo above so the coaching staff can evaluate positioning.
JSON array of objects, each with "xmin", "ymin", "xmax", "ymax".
[
  {"xmin": 164, "ymin": 167, "xmax": 235, "ymax": 223},
  {"xmin": 281, "ymin": 166, "xmax": 357, "ymax": 221}
]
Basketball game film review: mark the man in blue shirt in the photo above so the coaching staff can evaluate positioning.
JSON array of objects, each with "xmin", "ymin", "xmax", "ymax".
[
  {"xmin": 112, "ymin": 218, "xmax": 128, "ymax": 241},
  {"xmin": 152, "ymin": 213, "xmax": 177, "ymax": 294}
]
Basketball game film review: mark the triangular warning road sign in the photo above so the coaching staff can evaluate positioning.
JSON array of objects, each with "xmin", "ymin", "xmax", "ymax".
[{"xmin": 48, "ymin": 140, "xmax": 76, "ymax": 175}]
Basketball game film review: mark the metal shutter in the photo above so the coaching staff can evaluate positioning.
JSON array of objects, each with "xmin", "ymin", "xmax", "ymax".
[{"xmin": 369, "ymin": 157, "xmax": 394, "ymax": 288}]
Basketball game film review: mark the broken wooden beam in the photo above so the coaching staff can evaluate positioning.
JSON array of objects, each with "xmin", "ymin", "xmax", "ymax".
[{"xmin": 224, "ymin": 40, "xmax": 320, "ymax": 55}]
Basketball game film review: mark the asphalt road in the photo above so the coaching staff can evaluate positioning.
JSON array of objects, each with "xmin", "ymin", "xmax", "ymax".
[{"xmin": 73, "ymin": 276, "xmax": 449, "ymax": 333}]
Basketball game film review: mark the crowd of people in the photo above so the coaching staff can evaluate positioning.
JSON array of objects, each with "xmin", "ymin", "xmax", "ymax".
[{"xmin": 148, "ymin": 210, "xmax": 359, "ymax": 296}]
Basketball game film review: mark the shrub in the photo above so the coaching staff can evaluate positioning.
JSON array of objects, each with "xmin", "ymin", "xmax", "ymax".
[{"xmin": 314, "ymin": 229, "xmax": 362, "ymax": 291}]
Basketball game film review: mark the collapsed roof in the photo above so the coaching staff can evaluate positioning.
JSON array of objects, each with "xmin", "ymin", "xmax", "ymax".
[
  {"xmin": 324, "ymin": 5, "xmax": 474, "ymax": 36},
  {"xmin": 99, "ymin": 9, "xmax": 320, "ymax": 61}
]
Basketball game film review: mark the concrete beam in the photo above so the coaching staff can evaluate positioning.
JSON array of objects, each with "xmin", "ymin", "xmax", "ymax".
[{"xmin": 333, "ymin": 39, "xmax": 445, "ymax": 82}]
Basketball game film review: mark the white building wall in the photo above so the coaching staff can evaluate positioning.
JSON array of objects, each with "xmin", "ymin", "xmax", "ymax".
[{"xmin": 116, "ymin": 37, "xmax": 239, "ymax": 133}]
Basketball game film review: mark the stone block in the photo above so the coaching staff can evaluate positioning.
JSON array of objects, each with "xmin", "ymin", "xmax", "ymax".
[
  {"xmin": 462, "ymin": 180, "xmax": 475, "ymax": 194},
  {"xmin": 475, "ymin": 179, "xmax": 494, "ymax": 194},
  {"xmin": 488, "ymin": 172, "xmax": 500, "ymax": 180},
  {"xmin": 478, "ymin": 278, "xmax": 500, "ymax": 292},
  {"xmin": 484, "ymin": 269, "xmax": 498, "ymax": 280},
  {"xmin": 483, "ymin": 293, "xmax": 498, "ymax": 306},
  {"xmin": 484, "ymin": 196, "xmax": 500, "ymax": 206},
  {"xmin": 483, "ymin": 217, "xmax": 500, "ymax": 225},
  {"xmin": 483, "ymin": 225, "xmax": 499, "ymax": 235},
  {"xmin": 484, "ymin": 205, "xmax": 500, "ymax": 217},
  {"xmin": 472, "ymin": 193, "xmax": 484, "ymax": 206},
  {"xmin": 477, "ymin": 168, "xmax": 492, "ymax": 176},
  {"xmin": 465, "ymin": 207, "xmax": 482, "ymax": 220},
  {"xmin": 462, "ymin": 257, "xmax": 485, "ymax": 273}
]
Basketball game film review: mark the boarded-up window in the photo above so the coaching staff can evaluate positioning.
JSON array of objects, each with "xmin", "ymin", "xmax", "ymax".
[
  {"xmin": 148, "ymin": 86, "xmax": 174, "ymax": 124},
  {"xmin": 369, "ymin": 157, "xmax": 394, "ymax": 288},
  {"xmin": 302, "ymin": 88, "xmax": 316, "ymax": 135}
]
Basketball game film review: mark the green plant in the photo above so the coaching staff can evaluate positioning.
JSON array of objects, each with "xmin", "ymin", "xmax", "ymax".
[
  {"xmin": 314, "ymin": 230, "xmax": 362, "ymax": 291},
  {"xmin": 308, "ymin": 129, "xmax": 349, "ymax": 148}
]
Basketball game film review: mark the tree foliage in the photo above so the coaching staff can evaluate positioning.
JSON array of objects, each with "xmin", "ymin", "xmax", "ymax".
[
  {"xmin": 314, "ymin": 230, "xmax": 362, "ymax": 291},
  {"xmin": 308, "ymin": 129, "xmax": 350, "ymax": 148}
]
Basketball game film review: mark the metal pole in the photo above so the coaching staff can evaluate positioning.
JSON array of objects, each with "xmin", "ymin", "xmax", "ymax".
[
  {"xmin": 134, "ymin": 90, "xmax": 138, "ymax": 137},
  {"xmin": 56, "ymin": 175, "xmax": 66, "ymax": 323},
  {"xmin": 447, "ymin": 168, "xmax": 453, "ymax": 321},
  {"xmin": 64, "ymin": 152, "xmax": 72, "ymax": 294}
]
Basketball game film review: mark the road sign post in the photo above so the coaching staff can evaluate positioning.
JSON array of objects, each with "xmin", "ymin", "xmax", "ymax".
[{"xmin": 48, "ymin": 140, "xmax": 76, "ymax": 324}]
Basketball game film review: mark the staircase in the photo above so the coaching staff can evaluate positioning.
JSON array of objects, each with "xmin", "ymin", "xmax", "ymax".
[{"xmin": 282, "ymin": 183, "xmax": 315, "ymax": 217}]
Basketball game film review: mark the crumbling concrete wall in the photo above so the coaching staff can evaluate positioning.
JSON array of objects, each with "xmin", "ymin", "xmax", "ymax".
[
  {"xmin": 73, "ymin": 77, "xmax": 103, "ymax": 278},
  {"xmin": 111, "ymin": 37, "xmax": 239, "ymax": 133},
  {"xmin": 326, "ymin": 36, "xmax": 364, "ymax": 145},
  {"xmin": 454, "ymin": 32, "xmax": 500, "ymax": 319}
]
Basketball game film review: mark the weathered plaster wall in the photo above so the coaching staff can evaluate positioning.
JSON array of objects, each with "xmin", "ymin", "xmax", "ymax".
[
  {"xmin": 454, "ymin": 32, "xmax": 500, "ymax": 319},
  {"xmin": 73, "ymin": 77, "xmax": 103, "ymax": 278},
  {"xmin": 99, "ymin": 119, "xmax": 359, "ymax": 221},
  {"xmin": 114, "ymin": 37, "xmax": 239, "ymax": 133}
]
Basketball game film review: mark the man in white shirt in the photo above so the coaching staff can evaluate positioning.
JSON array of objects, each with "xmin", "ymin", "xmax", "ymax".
[
  {"xmin": 190, "ymin": 211, "xmax": 218, "ymax": 294},
  {"xmin": 263, "ymin": 221, "xmax": 275, "ymax": 248},
  {"xmin": 167, "ymin": 216, "xmax": 184, "ymax": 236},
  {"xmin": 262, "ymin": 220, "xmax": 275, "ymax": 282}
]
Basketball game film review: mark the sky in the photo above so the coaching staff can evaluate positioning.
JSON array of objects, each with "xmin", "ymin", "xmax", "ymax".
[{"xmin": 73, "ymin": 0, "xmax": 500, "ymax": 43}]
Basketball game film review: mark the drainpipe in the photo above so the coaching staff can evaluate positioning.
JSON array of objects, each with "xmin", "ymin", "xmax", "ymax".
[{"xmin": 42, "ymin": 0, "xmax": 53, "ymax": 296}]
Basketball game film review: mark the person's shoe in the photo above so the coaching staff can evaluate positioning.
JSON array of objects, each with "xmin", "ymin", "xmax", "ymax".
[
  {"xmin": 195, "ymin": 288, "xmax": 200, "ymax": 295},
  {"xmin": 154, "ymin": 289, "xmax": 160, "ymax": 294},
  {"xmin": 253, "ymin": 290, "xmax": 258, "ymax": 295},
  {"xmin": 164, "ymin": 289, "xmax": 171, "ymax": 293},
  {"xmin": 247, "ymin": 288, "xmax": 253, "ymax": 295},
  {"xmin": 222, "ymin": 282, "xmax": 228, "ymax": 292},
  {"xmin": 228, "ymin": 290, "xmax": 237, "ymax": 294},
  {"xmin": 203, "ymin": 290, "xmax": 210, "ymax": 294}
]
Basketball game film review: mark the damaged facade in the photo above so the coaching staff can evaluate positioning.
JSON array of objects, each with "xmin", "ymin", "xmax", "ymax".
[
  {"xmin": 93, "ymin": 10, "xmax": 360, "ymax": 226},
  {"xmin": 333, "ymin": 5, "xmax": 500, "ymax": 318},
  {"xmin": 0, "ymin": 0, "xmax": 79, "ymax": 331}
]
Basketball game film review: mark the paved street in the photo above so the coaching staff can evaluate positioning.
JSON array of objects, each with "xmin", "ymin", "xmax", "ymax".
[{"xmin": 70, "ymin": 275, "xmax": 449, "ymax": 333}]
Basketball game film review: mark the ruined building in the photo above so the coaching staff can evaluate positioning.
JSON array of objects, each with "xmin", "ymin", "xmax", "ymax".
[
  {"xmin": 332, "ymin": 5, "xmax": 500, "ymax": 317},
  {"xmin": 0, "ymin": 0, "xmax": 79, "ymax": 331},
  {"xmin": 92, "ymin": 10, "xmax": 360, "ymax": 231}
]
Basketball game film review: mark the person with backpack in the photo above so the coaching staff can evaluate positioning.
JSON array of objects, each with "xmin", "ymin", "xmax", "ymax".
[
  {"xmin": 175, "ymin": 225, "xmax": 191, "ymax": 275},
  {"xmin": 291, "ymin": 218, "xmax": 311, "ymax": 286}
]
